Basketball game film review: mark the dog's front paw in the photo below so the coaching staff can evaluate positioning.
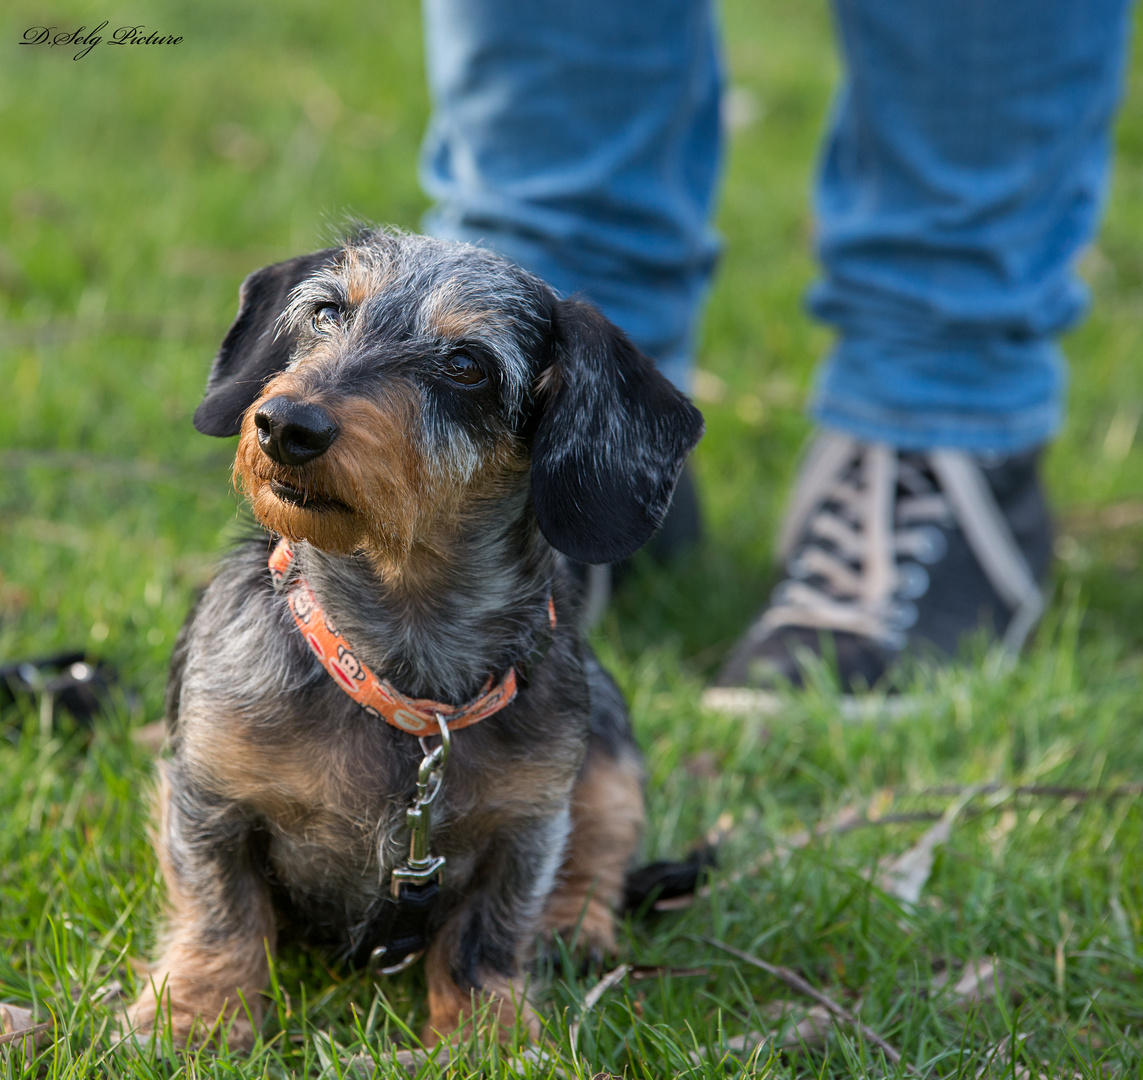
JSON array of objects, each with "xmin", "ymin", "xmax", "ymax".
[
  {"xmin": 542, "ymin": 896, "xmax": 618, "ymax": 966},
  {"xmin": 423, "ymin": 949, "xmax": 538, "ymax": 1047},
  {"xmin": 422, "ymin": 991, "xmax": 539, "ymax": 1048},
  {"xmin": 125, "ymin": 986, "xmax": 258, "ymax": 1051}
]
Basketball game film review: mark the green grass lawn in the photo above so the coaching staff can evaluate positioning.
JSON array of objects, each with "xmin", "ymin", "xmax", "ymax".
[{"xmin": 3, "ymin": 0, "xmax": 1143, "ymax": 1075}]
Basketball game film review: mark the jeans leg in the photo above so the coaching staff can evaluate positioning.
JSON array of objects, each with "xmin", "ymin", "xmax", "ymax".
[
  {"xmin": 419, "ymin": 0, "xmax": 723, "ymax": 390},
  {"xmin": 809, "ymin": 0, "xmax": 1134, "ymax": 452}
]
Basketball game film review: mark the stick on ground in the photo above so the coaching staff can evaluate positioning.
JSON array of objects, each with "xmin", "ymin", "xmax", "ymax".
[
  {"xmin": 703, "ymin": 937, "xmax": 914, "ymax": 1072},
  {"xmin": 569, "ymin": 964, "xmax": 630, "ymax": 1053}
]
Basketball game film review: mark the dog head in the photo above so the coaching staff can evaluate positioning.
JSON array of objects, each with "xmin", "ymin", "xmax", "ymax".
[{"xmin": 197, "ymin": 229, "xmax": 703, "ymax": 567}]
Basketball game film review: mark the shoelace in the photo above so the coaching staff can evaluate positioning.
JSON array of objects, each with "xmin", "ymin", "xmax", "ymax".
[{"xmin": 759, "ymin": 432, "xmax": 1044, "ymax": 653}]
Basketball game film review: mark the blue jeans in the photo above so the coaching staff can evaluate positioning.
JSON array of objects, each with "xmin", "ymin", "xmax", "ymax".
[
  {"xmin": 421, "ymin": 0, "xmax": 1132, "ymax": 452},
  {"xmin": 420, "ymin": 0, "xmax": 722, "ymax": 392}
]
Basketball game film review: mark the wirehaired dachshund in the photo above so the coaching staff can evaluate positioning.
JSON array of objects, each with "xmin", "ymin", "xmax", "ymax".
[{"xmin": 127, "ymin": 228, "xmax": 703, "ymax": 1049}]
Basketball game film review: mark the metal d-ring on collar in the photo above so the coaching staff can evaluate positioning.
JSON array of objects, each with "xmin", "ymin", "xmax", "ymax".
[{"xmin": 368, "ymin": 713, "xmax": 452, "ymax": 977}]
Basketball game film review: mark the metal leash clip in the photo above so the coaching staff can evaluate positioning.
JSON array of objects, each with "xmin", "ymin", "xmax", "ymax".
[
  {"xmin": 369, "ymin": 945, "xmax": 423, "ymax": 978},
  {"xmin": 369, "ymin": 714, "xmax": 452, "ymax": 976},
  {"xmin": 390, "ymin": 712, "xmax": 451, "ymax": 897}
]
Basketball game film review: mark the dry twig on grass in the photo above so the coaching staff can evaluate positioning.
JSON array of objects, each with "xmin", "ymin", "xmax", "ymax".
[
  {"xmin": 703, "ymin": 937, "xmax": 914, "ymax": 1072},
  {"xmin": 0, "ymin": 1003, "xmax": 52, "ymax": 1060},
  {"xmin": 920, "ymin": 781, "xmax": 1143, "ymax": 802},
  {"xmin": 568, "ymin": 963, "xmax": 707, "ymax": 1051},
  {"xmin": 656, "ymin": 780, "xmax": 1143, "ymax": 913},
  {"xmin": 654, "ymin": 804, "xmax": 941, "ymax": 912},
  {"xmin": 569, "ymin": 963, "xmax": 630, "ymax": 1052}
]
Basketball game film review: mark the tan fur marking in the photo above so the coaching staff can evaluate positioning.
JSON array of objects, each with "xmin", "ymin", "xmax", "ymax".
[
  {"xmin": 233, "ymin": 376, "xmax": 425, "ymax": 559},
  {"xmin": 533, "ymin": 363, "xmax": 562, "ymax": 399},
  {"xmin": 464, "ymin": 758, "xmax": 578, "ymax": 827},
  {"xmin": 179, "ymin": 711, "xmax": 327, "ymax": 824},
  {"xmin": 126, "ymin": 768, "xmax": 274, "ymax": 1050},
  {"xmin": 422, "ymin": 937, "xmax": 537, "ymax": 1047},
  {"xmin": 342, "ymin": 247, "xmax": 394, "ymax": 307},
  {"xmin": 542, "ymin": 748, "xmax": 644, "ymax": 955},
  {"xmin": 427, "ymin": 305, "xmax": 501, "ymax": 342}
]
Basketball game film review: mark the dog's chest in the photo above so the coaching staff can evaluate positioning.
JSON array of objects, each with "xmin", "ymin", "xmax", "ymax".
[
  {"xmin": 174, "ymin": 555, "xmax": 588, "ymax": 936},
  {"xmin": 180, "ymin": 685, "xmax": 581, "ymax": 922}
]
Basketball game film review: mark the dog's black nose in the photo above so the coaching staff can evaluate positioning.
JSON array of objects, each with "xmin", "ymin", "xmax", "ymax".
[{"xmin": 254, "ymin": 397, "xmax": 338, "ymax": 466}]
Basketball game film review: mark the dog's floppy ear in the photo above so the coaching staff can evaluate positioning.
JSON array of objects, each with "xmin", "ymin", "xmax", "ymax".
[
  {"xmin": 530, "ymin": 298, "xmax": 705, "ymax": 564},
  {"xmin": 193, "ymin": 249, "xmax": 339, "ymax": 437}
]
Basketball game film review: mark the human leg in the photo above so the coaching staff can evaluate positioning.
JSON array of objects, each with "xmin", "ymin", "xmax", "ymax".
[
  {"xmin": 718, "ymin": 0, "xmax": 1134, "ymax": 691},
  {"xmin": 811, "ymin": 0, "xmax": 1132, "ymax": 452}
]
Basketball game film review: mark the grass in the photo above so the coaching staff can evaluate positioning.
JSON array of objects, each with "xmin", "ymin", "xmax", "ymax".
[{"xmin": 2, "ymin": 0, "xmax": 1143, "ymax": 1075}]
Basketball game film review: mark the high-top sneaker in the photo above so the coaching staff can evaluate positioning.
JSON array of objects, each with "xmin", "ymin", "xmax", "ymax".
[{"xmin": 715, "ymin": 431, "xmax": 1052, "ymax": 692}]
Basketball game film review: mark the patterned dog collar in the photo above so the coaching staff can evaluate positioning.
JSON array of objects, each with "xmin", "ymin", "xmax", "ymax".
[{"xmin": 268, "ymin": 539, "xmax": 554, "ymax": 737}]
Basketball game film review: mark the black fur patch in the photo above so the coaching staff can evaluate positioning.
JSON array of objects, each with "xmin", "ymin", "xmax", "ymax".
[
  {"xmin": 194, "ymin": 250, "xmax": 339, "ymax": 437},
  {"xmin": 623, "ymin": 844, "xmax": 717, "ymax": 914}
]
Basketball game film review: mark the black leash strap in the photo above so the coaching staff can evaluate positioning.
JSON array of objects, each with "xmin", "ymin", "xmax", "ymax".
[{"xmin": 368, "ymin": 881, "xmax": 441, "ymax": 975}]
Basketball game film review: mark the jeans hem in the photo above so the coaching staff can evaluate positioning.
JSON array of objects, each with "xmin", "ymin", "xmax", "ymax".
[{"xmin": 810, "ymin": 395, "xmax": 1059, "ymax": 453}]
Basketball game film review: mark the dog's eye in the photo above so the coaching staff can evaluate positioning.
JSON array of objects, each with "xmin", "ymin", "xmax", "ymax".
[
  {"xmin": 442, "ymin": 353, "xmax": 487, "ymax": 386},
  {"xmin": 311, "ymin": 304, "xmax": 343, "ymax": 333}
]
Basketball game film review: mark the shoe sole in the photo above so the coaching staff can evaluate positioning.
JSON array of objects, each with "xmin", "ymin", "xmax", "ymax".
[{"xmin": 701, "ymin": 685, "xmax": 930, "ymax": 721}]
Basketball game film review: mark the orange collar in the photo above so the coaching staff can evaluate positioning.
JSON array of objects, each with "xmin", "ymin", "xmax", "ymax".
[{"xmin": 268, "ymin": 539, "xmax": 554, "ymax": 737}]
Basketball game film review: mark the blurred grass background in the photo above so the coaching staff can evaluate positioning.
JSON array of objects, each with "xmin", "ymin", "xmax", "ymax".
[{"xmin": 1, "ymin": 1, "xmax": 1143, "ymax": 1076}]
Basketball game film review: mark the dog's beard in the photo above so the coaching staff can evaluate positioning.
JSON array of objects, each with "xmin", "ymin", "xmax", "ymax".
[
  {"xmin": 233, "ymin": 432, "xmax": 418, "ymax": 561},
  {"xmin": 245, "ymin": 479, "xmax": 371, "ymax": 555}
]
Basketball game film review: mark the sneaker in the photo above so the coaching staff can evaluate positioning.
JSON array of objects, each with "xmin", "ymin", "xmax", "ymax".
[{"xmin": 713, "ymin": 431, "xmax": 1052, "ymax": 693}]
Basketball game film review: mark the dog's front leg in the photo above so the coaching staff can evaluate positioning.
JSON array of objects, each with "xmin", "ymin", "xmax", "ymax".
[
  {"xmin": 127, "ymin": 763, "xmax": 274, "ymax": 1050},
  {"xmin": 541, "ymin": 737, "xmax": 644, "ymax": 959},
  {"xmin": 421, "ymin": 813, "xmax": 570, "ymax": 1046}
]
